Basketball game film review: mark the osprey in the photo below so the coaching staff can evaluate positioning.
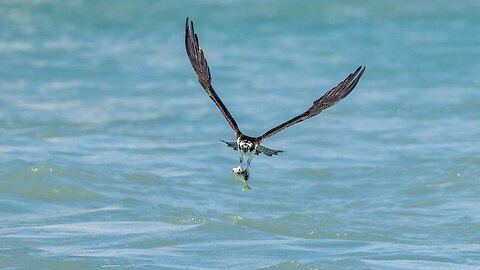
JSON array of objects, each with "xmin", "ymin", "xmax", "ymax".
[{"xmin": 185, "ymin": 18, "xmax": 365, "ymax": 191}]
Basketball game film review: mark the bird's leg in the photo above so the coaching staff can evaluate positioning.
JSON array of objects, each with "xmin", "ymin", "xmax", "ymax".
[
  {"xmin": 244, "ymin": 151, "xmax": 254, "ymax": 175},
  {"xmin": 232, "ymin": 150, "xmax": 244, "ymax": 175},
  {"xmin": 242, "ymin": 151, "xmax": 254, "ymax": 185}
]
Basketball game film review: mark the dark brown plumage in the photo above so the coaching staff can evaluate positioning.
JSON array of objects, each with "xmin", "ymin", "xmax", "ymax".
[
  {"xmin": 185, "ymin": 17, "xmax": 365, "ymax": 145},
  {"xmin": 185, "ymin": 17, "xmax": 366, "ymax": 188},
  {"xmin": 256, "ymin": 66, "xmax": 365, "ymax": 143},
  {"xmin": 185, "ymin": 18, "xmax": 242, "ymax": 138}
]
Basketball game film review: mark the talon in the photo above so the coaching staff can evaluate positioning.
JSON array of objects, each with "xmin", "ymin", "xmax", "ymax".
[{"xmin": 243, "ymin": 170, "xmax": 250, "ymax": 180}]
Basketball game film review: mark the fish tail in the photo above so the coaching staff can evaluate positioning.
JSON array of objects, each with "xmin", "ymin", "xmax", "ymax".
[{"xmin": 242, "ymin": 180, "xmax": 251, "ymax": 191}]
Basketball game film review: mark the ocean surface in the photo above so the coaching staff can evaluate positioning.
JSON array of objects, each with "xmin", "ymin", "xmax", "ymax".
[{"xmin": 1, "ymin": 1, "xmax": 480, "ymax": 269}]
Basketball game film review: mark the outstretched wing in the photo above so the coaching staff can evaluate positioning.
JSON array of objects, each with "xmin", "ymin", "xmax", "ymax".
[
  {"xmin": 221, "ymin": 140, "xmax": 282, "ymax": 157},
  {"xmin": 220, "ymin": 140, "xmax": 238, "ymax": 150},
  {"xmin": 256, "ymin": 66, "xmax": 366, "ymax": 143},
  {"xmin": 185, "ymin": 17, "xmax": 242, "ymax": 138},
  {"xmin": 255, "ymin": 145, "xmax": 283, "ymax": 156}
]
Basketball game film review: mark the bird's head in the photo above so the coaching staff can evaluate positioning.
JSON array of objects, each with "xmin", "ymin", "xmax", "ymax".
[{"xmin": 239, "ymin": 140, "xmax": 255, "ymax": 153}]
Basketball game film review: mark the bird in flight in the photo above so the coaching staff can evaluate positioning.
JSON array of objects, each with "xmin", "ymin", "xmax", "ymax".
[{"xmin": 185, "ymin": 17, "xmax": 365, "ymax": 191}]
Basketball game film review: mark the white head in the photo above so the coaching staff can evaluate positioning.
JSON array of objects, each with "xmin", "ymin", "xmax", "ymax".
[{"xmin": 239, "ymin": 140, "xmax": 255, "ymax": 153}]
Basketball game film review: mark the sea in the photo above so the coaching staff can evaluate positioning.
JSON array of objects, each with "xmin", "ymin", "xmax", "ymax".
[{"xmin": 1, "ymin": 1, "xmax": 479, "ymax": 269}]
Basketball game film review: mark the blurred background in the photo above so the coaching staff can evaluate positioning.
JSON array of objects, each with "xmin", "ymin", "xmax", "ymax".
[{"xmin": 1, "ymin": 0, "xmax": 479, "ymax": 269}]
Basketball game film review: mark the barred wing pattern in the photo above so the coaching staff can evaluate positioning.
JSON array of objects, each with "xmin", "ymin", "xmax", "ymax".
[
  {"xmin": 220, "ymin": 140, "xmax": 238, "ymax": 151},
  {"xmin": 255, "ymin": 145, "xmax": 283, "ymax": 156},
  {"xmin": 185, "ymin": 18, "xmax": 242, "ymax": 138},
  {"xmin": 221, "ymin": 140, "xmax": 283, "ymax": 157}
]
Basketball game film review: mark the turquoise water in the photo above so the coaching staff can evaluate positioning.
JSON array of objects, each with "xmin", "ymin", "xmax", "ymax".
[{"xmin": 1, "ymin": 1, "xmax": 480, "ymax": 269}]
